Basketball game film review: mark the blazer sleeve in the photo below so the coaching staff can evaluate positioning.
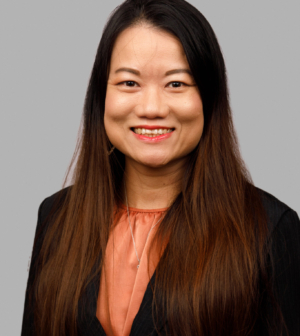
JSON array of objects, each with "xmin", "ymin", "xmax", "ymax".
[
  {"xmin": 270, "ymin": 209, "xmax": 300, "ymax": 336},
  {"xmin": 21, "ymin": 197, "xmax": 48, "ymax": 336}
]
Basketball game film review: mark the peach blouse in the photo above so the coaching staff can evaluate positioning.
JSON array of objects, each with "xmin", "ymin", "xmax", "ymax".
[{"xmin": 96, "ymin": 204, "xmax": 168, "ymax": 336}]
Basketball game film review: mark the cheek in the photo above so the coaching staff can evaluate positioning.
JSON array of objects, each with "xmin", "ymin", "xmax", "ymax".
[
  {"xmin": 104, "ymin": 87, "xmax": 136, "ymax": 123},
  {"xmin": 178, "ymin": 94, "xmax": 204, "ymax": 134},
  {"xmin": 104, "ymin": 91, "xmax": 120, "ymax": 141},
  {"xmin": 104, "ymin": 88, "xmax": 135, "ymax": 146},
  {"xmin": 104, "ymin": 89, "xmax": 122, "ymax": 121},
  {"xmin": 175, "ymin": 94, "xmax": 204, "ymax": 152},
  {"xmin": 104, "ymin": 89, "xmax": 125, "ymax": 132}
]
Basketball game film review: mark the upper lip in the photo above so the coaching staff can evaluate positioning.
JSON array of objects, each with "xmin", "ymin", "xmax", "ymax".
[{"xmin": 131, "ymin": 125, "xmax": 174, "ymax": 130}]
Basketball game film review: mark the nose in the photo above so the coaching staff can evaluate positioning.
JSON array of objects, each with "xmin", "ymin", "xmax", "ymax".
[{"xmin": 135, "ymin": 86, "xmax": 169, "ymax": 119}]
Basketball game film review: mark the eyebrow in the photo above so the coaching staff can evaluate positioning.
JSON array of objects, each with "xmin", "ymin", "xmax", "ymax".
[
  {"xmin": 165, "ymin": 69, "xmax": 192, "ymax": 76},
  {"xmin": 115, "ymin": 67, "xmax": 140, "ymax": 75},
  {"xmin": 114, "ymin": 67, "xmax": 192, "ymax": 76}
]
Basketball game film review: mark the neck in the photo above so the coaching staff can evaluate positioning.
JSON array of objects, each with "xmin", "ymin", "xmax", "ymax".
[{"xmin": 123, "ymin": 157, "xmax": 186, "ymax": 209}]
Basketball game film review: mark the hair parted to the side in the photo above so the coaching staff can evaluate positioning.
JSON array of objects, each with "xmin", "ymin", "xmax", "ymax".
[{"xmin": 30, "ymin": 0, "xmax": 286, "ymax": 335}]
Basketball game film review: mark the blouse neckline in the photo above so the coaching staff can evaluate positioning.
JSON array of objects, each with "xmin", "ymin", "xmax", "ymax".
[{"xmin": 118, "ymin": 202, "xmax": 169, "ymax": 213}]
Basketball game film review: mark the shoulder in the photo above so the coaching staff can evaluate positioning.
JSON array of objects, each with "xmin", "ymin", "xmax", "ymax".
[
  {"xmin": 255, "ymin": 190, "xmax": 300, "ymax": 334},
  {"xmin": 38, "ymin": 186, "xmax": 71, "ymax": 222},
  {"xmin": 31, "ymin": 186, "xmax": 72, "ymax": 259},
  {"xmin": 34, "ymin": 186, "xmax": 72, "ymax": 242},
  {"xmin": 255, "ymin": 187, "xmax": 299, "ymax": 235}
]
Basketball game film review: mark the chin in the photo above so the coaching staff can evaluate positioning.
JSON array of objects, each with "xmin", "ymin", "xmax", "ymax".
[
  {"xmin": 136, "ymin": 156, "xmax": 170, "ymax": 168},
  {"xmin": 142, "ymin": 162, "xmax": 167, "ymax": 169}
]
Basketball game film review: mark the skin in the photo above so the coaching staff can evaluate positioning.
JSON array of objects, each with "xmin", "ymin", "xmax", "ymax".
[{"xmin": 104, "ymin": 24, "xmax": 204, "ymax": 209}]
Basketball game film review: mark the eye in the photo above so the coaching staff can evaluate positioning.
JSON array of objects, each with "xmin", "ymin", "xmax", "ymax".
[
  {"xmin": 167, "ymin": 81, "xmax": 186, "ymax": 88},
  {"xmin": 119, "ymin": 81, "xmax": 138, "ymax": 87}
]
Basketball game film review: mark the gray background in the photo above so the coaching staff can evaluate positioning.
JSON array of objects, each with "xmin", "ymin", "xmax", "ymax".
[{"xmin": 0, "ymin": 1, "xmax": 299, "ymax": 334}]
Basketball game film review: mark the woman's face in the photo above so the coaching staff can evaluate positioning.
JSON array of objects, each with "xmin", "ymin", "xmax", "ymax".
[{"xmin": 104, "ymin": 25, "xmax": 204, "ymax": 169}]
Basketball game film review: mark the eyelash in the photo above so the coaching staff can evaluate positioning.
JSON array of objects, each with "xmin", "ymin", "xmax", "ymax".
[{"xmin": 118, "ymin": 81, "xmax": 188, "ymax": 88}]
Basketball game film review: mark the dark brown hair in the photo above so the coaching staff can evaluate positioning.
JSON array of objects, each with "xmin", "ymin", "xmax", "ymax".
[{"xmin": 31, "ymin": 0, "xmax": 284, "ymax": 335}]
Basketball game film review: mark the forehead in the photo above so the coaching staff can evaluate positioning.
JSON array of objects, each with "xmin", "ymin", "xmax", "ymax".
[{"xmin": 109, "ymin": 25, "xmax": 189, "ymax": 73}]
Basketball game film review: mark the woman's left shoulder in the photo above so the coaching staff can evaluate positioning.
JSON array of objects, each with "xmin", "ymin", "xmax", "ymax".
[
  {"xmin": 255, "ymin": 187, "xmax": 300, "ymax": 235},
  {"xmin": 255, "ymin": 190, "xmax": 300, "ymax": 334}
]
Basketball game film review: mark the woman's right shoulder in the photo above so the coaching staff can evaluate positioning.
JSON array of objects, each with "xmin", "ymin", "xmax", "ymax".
[
  {"xmin": 35, "ymin": 186, "xmax": 72, "ymax": 237},
  {"xmin": 38, "ymin": 186, "xmax": 71, "ymax": 221}
]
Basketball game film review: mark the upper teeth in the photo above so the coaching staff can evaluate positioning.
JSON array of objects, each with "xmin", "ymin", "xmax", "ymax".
[{"xmin": 133, "ymin": 128, "xmax": 173, "ymax": 135}]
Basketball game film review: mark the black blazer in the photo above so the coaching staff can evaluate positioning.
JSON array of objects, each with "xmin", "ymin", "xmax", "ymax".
[{"xmin": 21, "ymin": 187, "xmax": 300, "ymax": 336}]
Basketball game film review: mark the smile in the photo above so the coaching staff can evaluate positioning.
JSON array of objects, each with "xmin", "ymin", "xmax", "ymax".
[{"xmin": 132, "ymin": 128, "xmax": 174, "ymax": 137}]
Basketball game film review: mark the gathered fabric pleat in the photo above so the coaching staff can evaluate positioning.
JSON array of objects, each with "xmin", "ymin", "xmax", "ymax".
[{"xmin": 96, "ymin": 204, "xmax": 168, "ymax": 336}]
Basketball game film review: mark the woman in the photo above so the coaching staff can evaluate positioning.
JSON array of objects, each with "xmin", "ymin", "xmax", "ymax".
[{"xmin": 21, "ymin": 0, "xmax": 300, "ymax": 335}]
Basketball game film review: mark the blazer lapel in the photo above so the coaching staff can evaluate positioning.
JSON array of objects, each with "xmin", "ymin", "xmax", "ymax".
[{"xmin": 77, "ymin": 270, "xmax": 167, "ymax": 336}]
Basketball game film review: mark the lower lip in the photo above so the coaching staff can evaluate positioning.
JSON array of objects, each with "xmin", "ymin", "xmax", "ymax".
[{"xmin": 132, "ymin": 130, "xmax": 174, "ymax": 142}]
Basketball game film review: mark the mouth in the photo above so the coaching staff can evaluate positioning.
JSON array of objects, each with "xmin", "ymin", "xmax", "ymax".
[{"xmin": 131, "ymin": 127, "xmax": 175, "ymax": 138}]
